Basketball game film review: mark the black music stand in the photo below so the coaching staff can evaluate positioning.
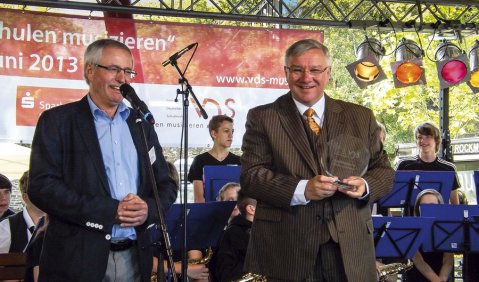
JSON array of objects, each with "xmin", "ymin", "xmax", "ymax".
[
  {"xmin": 373, "ymin": 216, "xmax": 433, "ymax": 259},
  {"xmin": 421, "ymin": 204, "xmax": 479, "ymax": 282},
  {"xmin": 148, "ymin": 202, "xmax": 235, "ymax": 280},
  {"xmin": 378, "ymin": 171, "xmax": 455, "ymax": 216},
  {"xmin": 203, "ymin": 165, "xmax": 240, "ymax": 202},
  {"xmin": 165, "ymin": 201, "xmax": 236, "ymax": 251},
  {"xmin": 373, "ymin": 216, "xmax": 433, "ymax": 282}
]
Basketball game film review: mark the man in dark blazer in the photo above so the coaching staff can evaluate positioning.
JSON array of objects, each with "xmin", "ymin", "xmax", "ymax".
[
  {"xmin": 240, "ymin": 39, "xmax": 394, "ymax": 281},
  {"xmin": 28, "ymin": 39, "xmax": 177, "ymax": 282}
]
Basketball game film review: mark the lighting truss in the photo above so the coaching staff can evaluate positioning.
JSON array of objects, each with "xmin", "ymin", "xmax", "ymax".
[{"xmin": 2, "ymin": 0, "xmax": 479, "ymax": 34}]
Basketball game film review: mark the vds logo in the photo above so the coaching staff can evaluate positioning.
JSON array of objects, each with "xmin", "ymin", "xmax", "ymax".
[
  {"xmin": 191, "ymin": 97, "xmax": 236, "ymax": 118},
  {"xmin": 21, "ymin": 92, "xmax": 35, "ymax": 109}
]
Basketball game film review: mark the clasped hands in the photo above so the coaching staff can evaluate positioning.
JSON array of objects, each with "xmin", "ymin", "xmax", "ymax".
[
  {"xmin": 305, "ymin": 175, "xmax": 365, "ymax": 201},
  {"xmin": 116, "ymin": 193, "xmax": 148, "ymax": 227}
]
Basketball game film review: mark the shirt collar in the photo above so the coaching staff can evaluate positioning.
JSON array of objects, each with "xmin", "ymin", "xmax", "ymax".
[
  {"xmin": 292, "ymin": 94, "xmax": 325, "ymax": 123},
  {"xmin": 22, "ymin": 206, "xmax": 35, "ymax": 229},
  {"xmin": 87, "ymin": 94, "xmax": 130, "ymax": 121}
]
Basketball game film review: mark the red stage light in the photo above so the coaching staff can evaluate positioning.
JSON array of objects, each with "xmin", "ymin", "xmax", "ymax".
[
  {"xmin": 435, "ymin": 41, "xmax": 470, "ymax": 89},
  {"xmin": 441, "ymin": 60, "xmax": 468, "ymax": 84}
]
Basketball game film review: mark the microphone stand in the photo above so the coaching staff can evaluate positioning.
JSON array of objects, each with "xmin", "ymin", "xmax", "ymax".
[
  {"xmin": 169, "ymin": 57, "xmax": 207, "ymax": 281},
  {"xmin": 133, "ymin": 113, "xmax": 177, "ymax": 282}
]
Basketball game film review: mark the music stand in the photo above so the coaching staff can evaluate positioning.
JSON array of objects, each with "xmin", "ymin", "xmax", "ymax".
[
  {"xmin": 203, "ymin": 165, "xmax": 241, "ymax": 202},
  {"xmin": 421, "ymin": 204, "xmax": 479, "ymax": 282},
  {"xmin": 378, "ymin": 171, "xmax": 455, "ymax": 215},
  {"xmin": 164, "ymin": 201, "xmax": 236, "ymax": 251},
  {"xmin": 373, "ymin": 216, "xmax": 433, "ymax": 259}
]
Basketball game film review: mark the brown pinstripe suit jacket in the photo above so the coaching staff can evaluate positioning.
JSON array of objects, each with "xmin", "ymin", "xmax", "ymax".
[{"xmin": 240, "ymin": 93, "xmax": 394, "ymax": 282}]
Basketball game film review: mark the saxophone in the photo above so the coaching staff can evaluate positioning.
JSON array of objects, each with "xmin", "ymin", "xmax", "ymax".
[
  {"xmin": 378, "ymin": 260, "xmax": 413, "ymax": 281},
  {"xmin": 151, "ymin": 248, "xmax": 214, "ymax": 281},
  {"xmin": 236, "ymin": 273, "xmax": 267, "ymax": 282},
  {"xmin": 188, "ymin": 247, "xmax": 213, "ymax": 265}
]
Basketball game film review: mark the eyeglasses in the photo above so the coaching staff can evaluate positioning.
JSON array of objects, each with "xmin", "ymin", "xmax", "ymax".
[
  {"xmin": 286, "ymin": 66, "xmax": 330, "ymax": 77},
  {"xmin": 95, "ymin": 64, "xmax": 137, "ymax": 79}
]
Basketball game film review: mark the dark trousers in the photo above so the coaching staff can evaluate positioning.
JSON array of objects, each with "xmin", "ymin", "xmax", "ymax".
[
  {"xmin": 305, "ymin": 240, "xmax": 347, "ymax": 282},
  {"xmin": 267, "ymin": 240, "xmax": 347, "ymax": 282}
]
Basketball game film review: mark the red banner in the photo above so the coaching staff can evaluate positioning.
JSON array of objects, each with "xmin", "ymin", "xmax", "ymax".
[
  {"xmin": 0, "ymin": 8, "xmax": 323, "ymax": 146},
  {"xmin": 0, "ymin": 9, "xmax": 322, "ymax": 88}
]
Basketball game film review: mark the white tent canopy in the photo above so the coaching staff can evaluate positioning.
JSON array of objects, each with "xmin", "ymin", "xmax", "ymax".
[{"xmin": 0, "ymin": 142, "xmax": 31, "ymax": 180}]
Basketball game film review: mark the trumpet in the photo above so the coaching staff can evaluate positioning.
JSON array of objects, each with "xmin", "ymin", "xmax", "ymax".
[
  {"xmin": 236, "ymin": 273, "xmax": 267, "ymax": 282},
  {"xmin": 378, "ymin": 260, "xmax": 413, "ymax": 282}
]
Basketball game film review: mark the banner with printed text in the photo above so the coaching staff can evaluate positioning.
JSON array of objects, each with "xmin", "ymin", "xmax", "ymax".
[{"xmin": 0, "ymin": 8, "xmax": 323, "ymax": 147}]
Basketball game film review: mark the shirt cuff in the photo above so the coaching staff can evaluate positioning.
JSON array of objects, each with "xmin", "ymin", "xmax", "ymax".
[
  {"xmin": 359, "ymin": 178, "xmax": 370, "ymax": 200},
  {"xmin": 290, "ymin": 180, "xmax": 310, "ymax": 206}
]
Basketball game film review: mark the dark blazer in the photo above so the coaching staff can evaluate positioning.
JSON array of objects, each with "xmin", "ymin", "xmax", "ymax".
[
  {"xmin": 240, "ymin": 93, "xmax": 394, "ymax": 282},
  {"xmin": 28, "ymin": 96, "xmax": 177, "ymax": 282}
]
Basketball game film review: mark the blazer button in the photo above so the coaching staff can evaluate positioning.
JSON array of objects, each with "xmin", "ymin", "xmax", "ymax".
[
  {"xmin": 99, "ymin": 225, "xmax": 103, "ymax": 230},
  {"xmin": 94, "ymin": 223, "xmax": 99, "ymax": 228},
  {"xmin": 86, "ymin": 222, "xmax": 91, "ymax": 227},
  {"xmin": 105, "ymin": 234, "xmax": 111, "ymax": 240}
]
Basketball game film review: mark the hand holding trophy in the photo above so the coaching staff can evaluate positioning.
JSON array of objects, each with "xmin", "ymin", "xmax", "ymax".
[{"xmin": 320, "ymin": 134, "xmax": 370, "ymax": 193}]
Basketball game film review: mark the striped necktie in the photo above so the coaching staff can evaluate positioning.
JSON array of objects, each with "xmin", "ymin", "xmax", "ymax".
[{"xmin": 305, "ymin": 108, "xmax": 321, "ymax": 136}]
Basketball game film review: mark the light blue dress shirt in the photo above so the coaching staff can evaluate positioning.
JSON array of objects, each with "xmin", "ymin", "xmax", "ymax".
[{"xmin": 87, "ymin": 95, "xmax": 139, "ymax": 240}]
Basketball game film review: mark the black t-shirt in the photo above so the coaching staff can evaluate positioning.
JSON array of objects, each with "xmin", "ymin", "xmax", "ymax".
[
  {"xmin": 395, "ymin": 155, "xmax": 461, "ymax": 190},
  {"xmin": 211, "ymin": 214, "xmax": 252, "ymax": 282},
  {"xmin": 187, "ymin": 152, "xmax": 241, "ymax": 183}
]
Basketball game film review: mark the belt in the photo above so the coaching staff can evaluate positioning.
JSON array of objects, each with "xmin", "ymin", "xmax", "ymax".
[{"xmin": 110, "ymin": 239, "xmax": 136, "ymax": 252}]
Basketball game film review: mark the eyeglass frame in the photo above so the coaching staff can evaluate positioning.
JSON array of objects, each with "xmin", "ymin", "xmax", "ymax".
[
  {"xmin": 285, "ymin": 65, "xmax": 330, "ymax": 77},
  {"xmin": 94, "ymin": 64, "xmax": 137, "ymax": 79}
]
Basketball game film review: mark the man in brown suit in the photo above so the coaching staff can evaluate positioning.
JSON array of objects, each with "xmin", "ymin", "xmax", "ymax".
[{"xmin": 240, "ymin": 39, "xmax": 394, "ymax": 281}]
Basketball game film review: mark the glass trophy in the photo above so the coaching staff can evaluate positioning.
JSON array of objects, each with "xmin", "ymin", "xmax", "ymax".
[{"xmin": 320, "ymin": 134, "xmax": 370, "ymax": 189}]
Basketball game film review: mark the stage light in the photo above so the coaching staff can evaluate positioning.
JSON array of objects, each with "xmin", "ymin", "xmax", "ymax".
[
  {"xmin": 467, "ymin": 40, "xmax": 479, "ymax": 93},
  {"xmin": 391, "ymin": 38, "xmax": 426, "ymax": 88},
  {"xmin": 434, "ymin": 40, "xmax": 470, "ymax": 89},
  {"xmin": 346, "ymin": 37, "xmax": 387, "ymax": 89}
]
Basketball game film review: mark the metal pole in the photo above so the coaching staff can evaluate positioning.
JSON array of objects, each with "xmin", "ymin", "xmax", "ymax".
[{"xmin": 439, "ymin": 88, "xmax": 452, "ymax": 162}]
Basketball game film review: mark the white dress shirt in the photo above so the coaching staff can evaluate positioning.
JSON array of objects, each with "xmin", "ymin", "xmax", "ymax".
[{"xmin": 0, "ymin": 207, "xmax": 35, "ymax": 253}]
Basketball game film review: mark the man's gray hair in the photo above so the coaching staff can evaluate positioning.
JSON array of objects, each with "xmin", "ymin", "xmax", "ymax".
[
  {"xmin": 83, "ymin": 39, "xmax": 133, "ymax": 85},
  {"xmin": 284, "ymin": 39, "xmax": 331, "ymax": 66}
]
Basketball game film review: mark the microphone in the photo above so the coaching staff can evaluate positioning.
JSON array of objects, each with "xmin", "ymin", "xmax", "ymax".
[
  {"xmin": 162, "ymin": 43, "xmax": 197, "ymax": 67},
  {"xmin": 119, "ymin": 84, "xmax": 156, "ymax": 125}
]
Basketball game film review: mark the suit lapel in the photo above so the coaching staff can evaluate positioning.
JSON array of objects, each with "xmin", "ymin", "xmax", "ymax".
[
  {"xmin": 75, "ymin": 96, "xmax": 111, "ymax": 196},
  {"xmin": 323, "ymin": 95, "xmax": 346, "ymax": 143},
  {"xmin": 313, "ymin": 95, "xmax": 347, "ymax": 174},
  {"xmin": 276, "ymin": 94, "xmax": 318, "ymax": 175}
]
